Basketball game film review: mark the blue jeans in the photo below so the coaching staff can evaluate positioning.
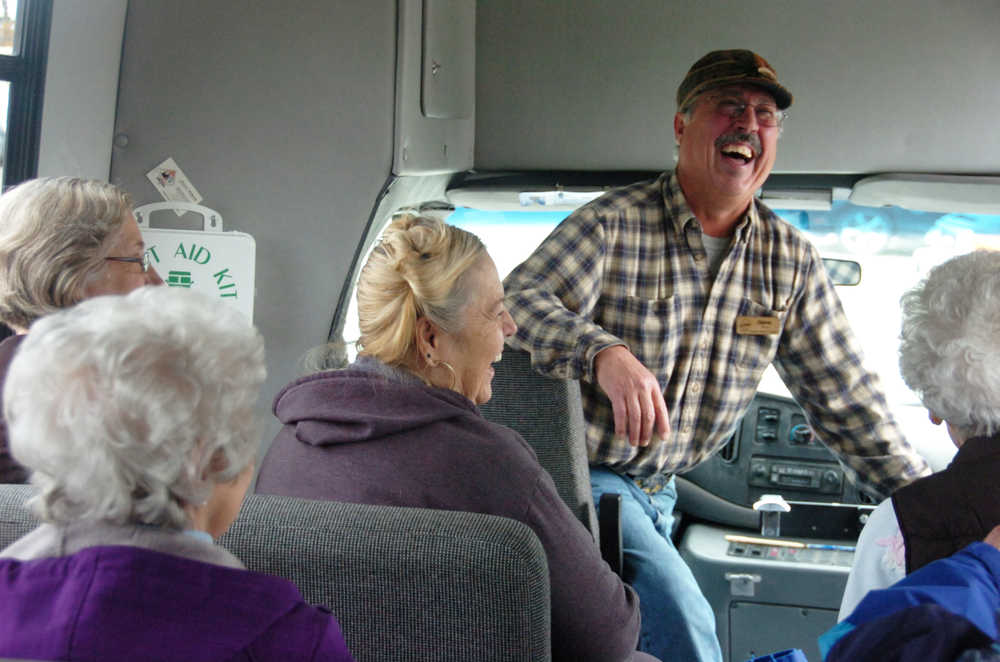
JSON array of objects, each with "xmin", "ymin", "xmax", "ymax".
[{"xmin": 591, "ymin": 466, "xmax": 722, "ymax": 662}]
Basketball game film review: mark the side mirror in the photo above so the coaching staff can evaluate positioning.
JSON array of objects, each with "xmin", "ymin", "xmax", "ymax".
[{"xmin": 822, "ymin": 258, "xmax": 862, "ymax": 286}]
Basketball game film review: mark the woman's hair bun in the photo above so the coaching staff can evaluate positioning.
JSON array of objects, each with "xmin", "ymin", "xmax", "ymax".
[{"xmin": 378, "ymin": 214, "xmax": 448, "ymax": 276}]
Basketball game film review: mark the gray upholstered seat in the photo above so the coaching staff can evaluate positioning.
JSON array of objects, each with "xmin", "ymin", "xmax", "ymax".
[
  {"xmin": 480, "ymin": 345, "xmax": 599, "ymax": 536},
  {"xmin": 0, "ymin": 484, "xmax": 32, "ymax": 546},
  {"xmin": 0, "ymin": 485, "xmax": 552, "ymax": 662},
  {"xmin": 480, "ymin": 345, "xmax": 624, "ymax": 574}
]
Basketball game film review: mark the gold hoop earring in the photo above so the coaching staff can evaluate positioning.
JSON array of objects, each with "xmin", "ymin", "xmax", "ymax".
[
  {"xmin": 438, "ymin": 360, "xmax": 457, "ymax": 391},
  {"xmin": 421, "ymin": 354, "xmax": 456, "ymax": 391}
]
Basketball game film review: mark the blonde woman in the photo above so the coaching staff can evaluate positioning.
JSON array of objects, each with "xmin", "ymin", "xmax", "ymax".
[{"xmin": 257, "ymin": 215, "xmax": 655, "ymax": 662}]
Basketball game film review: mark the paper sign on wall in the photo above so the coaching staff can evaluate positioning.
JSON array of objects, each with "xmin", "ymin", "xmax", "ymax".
[
  {"xmin": 134, "ymin": 202, "xmax": 256, "ymax": 321},
  {"xmin": 146, "ymin": 158, "xmax": 204, "ymax": 217}
]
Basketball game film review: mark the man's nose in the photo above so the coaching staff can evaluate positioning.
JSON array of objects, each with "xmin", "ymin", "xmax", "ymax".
[{"xmin": 734, "ymin": 104, "xmax": 759, "ymax": 131}]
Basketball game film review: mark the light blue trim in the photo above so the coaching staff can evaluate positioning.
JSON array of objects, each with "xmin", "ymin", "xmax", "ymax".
[
  {"xmin": 817, "ymin": 620, "xmax": 855, "ymax": 660},
  {"xmin": 182, "ymin": 529, "xmax": 214, "ymax": 545}
]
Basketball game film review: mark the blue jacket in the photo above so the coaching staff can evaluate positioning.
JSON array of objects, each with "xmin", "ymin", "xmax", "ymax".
[{"xmin": 821, "ymin": 542, "xmax": 1000, "ymax": 661}]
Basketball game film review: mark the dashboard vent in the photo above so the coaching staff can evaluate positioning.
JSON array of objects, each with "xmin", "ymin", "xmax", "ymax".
[{"xmin": 717, "ymin": 432, "xmax": 739, "ymax": 463}]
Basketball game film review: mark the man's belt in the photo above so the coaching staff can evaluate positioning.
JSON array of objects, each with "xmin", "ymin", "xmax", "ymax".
[{"xmin": 630, "ymin": 471, "xmax": 674, "ymax": 495}]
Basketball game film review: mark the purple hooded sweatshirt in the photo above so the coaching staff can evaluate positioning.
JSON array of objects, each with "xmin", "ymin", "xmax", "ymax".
[
  {"xmin": 0, "ymin": 522, "xmax": 354, "ymax": 662},
  {"xmin": 256, "ymin": 357, "xmax": 645, "ymax": 662}
]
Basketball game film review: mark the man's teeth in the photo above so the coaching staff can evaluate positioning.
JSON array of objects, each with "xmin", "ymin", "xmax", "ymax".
[
  {"xmin": 494, "ymin": 353, "xmax": 503, "ymax": 362},
  {"xmin": 722, "ymin": 144, "xmax": 753, "ymax": 161}
]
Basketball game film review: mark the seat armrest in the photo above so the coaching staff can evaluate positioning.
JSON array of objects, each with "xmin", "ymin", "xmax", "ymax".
[{"xmin": 598, "ymin": 492, "xmax": 623, "ymax": 576}]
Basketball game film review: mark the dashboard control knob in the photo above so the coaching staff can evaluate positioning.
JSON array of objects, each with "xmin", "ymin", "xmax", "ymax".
[
  {"xmin": 789, "ymin": 424, "xmax": 813, "ymax": 444},
  {"xmin": 822, "ymin": 470, "xmax": 841, "ymax": 487}
]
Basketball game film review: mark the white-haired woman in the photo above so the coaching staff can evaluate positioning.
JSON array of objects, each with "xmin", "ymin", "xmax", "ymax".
[
  {"xmin": 0, "ymin": 288, "xmax": 353, "ymax": 661},
  {"xmin": 257, "ymin": 214, "xmax": 655, "ymax": 662},
  {"xmin": 839, "ymin": 250, "xmax": 1000, "ymax": 620},
  {"xmin": 0, "ymin": 177, "xmax": 163, "ymax": 483}
]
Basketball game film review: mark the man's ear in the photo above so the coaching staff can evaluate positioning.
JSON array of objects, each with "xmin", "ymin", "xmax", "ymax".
[{"xmin": 674, "ymin": 112, "xmax": 686, "ymax": 143}]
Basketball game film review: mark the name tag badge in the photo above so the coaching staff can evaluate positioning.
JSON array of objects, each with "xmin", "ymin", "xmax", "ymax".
[{"xmin": 736, "ymin": 315, "xmax": 781, "ymax": 335}]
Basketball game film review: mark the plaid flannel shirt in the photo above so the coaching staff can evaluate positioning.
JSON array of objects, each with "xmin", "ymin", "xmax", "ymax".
[{"xmin": 504, "ymin": 172, "xmax": 930, "ymax": 499}]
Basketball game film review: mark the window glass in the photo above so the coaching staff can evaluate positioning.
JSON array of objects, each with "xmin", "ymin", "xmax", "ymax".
[
  {"xmin": 770, "ymin": 202, "xmax": 1000, "ymax": 404},
  {"xmin": 0, "ymin": 0, "xmax": 50, "ymax": 188},
  {"xmin": 446, "ymin": 208, "xmax": 569, "ymax": 278},
  {"xmin": 0, "ymin": 0, "xmax": 16, "ymax": 56},
  {"xmin": 0, "ymin": 0, "xmax": 15, "ymax": 183},
  {"xmin": 342, "ymin": 199, "xmax": 1000, "ymax": 466},
  {"xmin": 0, "ymin": 79, "xmax": 8, "ymax": 183}
]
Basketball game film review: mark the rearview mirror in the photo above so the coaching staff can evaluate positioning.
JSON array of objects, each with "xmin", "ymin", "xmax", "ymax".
[{"xmin": 822, "ymin": 258, "xmax": 861, "ymax": 286}]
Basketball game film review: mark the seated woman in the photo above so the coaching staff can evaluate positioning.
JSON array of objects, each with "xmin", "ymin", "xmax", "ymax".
[
  {"xmin": 257, "ymin": 214, "xmax": 653, "ymax": 662},
  {"xmin": 824, "ymin": 526, "xmax": 1000, "ymax": 661},
  {"xmin": 839, "ymin": 250, "xmax": 1000, "ymax": 619},
  {"xmin": 0, "ymin": 177, "xmax": 163, "ymax": 483},
  {"xmin": 0, "ymin": 287, "xmax": 353, "ymax": 662}
]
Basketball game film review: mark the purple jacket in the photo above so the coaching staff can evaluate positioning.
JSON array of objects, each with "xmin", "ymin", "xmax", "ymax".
[
  {"xmin": 0, "ymin": 523, "xmax": 354, "ymax": 662},
  {"xmin": 0, "ymin": 334, "xmax": 27, "ymax": 484},
  {"xmin": 256, "ymin": 357, "xmax": 643, "ymax": 662}
]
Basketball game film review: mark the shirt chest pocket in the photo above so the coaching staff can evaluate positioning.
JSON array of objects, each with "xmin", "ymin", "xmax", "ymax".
[
  {"xmin": 602, "ymin": 295, "xmax": 682, "ymax": 377},
  {"xmin": 733, "ymin": 298, "xmax": 785, "ymax": 374}
]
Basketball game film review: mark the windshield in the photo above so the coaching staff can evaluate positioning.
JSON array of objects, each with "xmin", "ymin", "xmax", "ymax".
[{"xmin": 342, "ymin": 199, "xmax": 1000, "ymax": 470}]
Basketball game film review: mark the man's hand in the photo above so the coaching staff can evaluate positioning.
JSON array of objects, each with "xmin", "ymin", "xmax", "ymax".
[
  {"xmin": 984, "ymin": 525, "xmax": 1000, "ymax": 551},
  {"xmin": 594, "ymin": 345, "xmax": 670, "ymax": 447}
]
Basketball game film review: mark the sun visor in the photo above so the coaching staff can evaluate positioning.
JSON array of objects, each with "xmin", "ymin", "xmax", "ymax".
[
  {"xmin": 850, "ymin": 174, "xmax": 1000, "ymax": 215},
  {"xmin": 447, "ymin": 186, "xmax": 606, "ymax": 212},
  {"xmin": 758, "ymin": 188, "xmax": 834, "ymax": 211}
]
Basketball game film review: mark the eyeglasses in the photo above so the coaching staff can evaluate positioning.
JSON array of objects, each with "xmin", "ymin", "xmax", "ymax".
[
  {"xmin": 712, "ymin": 97, "xmax": 786, "ymax": 127},
  {"xmin": 105, "ymin": 253, "xmax": 152, "ymax": 273}
]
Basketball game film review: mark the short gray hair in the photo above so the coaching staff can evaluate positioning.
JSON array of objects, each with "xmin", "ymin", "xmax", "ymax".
[
  {"xmin": 0, "ymin": 177, "xmax": 133, "ymax": 330},
  {"xmin": 4, "ymin": 287, "xmax": 266, "ymax": 529},
  {"xmin": 899, "ymin": 250, "xmax": 1000, "ymax": 438}
]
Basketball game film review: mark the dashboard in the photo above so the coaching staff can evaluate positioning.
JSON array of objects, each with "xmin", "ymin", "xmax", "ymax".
[{"xmin": 678, "ymin": 393, "xmax": 876, "ymax": 541}]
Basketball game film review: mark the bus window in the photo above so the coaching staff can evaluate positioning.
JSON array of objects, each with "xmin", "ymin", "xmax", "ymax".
[
  {"xmin": 0, "ymin": 0, "xmax": 52, "ymax": 188},
  {"xmin": 341, "ymin": 198, "xmax": 1000, "ymax": 472},
  {"xmin": 0, "ymin": 0, "xmax": 16, "ymax": 183}
]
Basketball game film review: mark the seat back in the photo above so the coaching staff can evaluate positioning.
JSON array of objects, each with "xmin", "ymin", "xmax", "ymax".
[
  {"xmin": 0, "ymin": 486, "xmax": 552, "ymax": 662},
  {"xmin": 0, "ymin": 484, "xmax": 33, "ymax": 550},
  {"xmin": 480, "ymin": 345, "xmax": 599, "ymax": 537},
  {"xmin": 220, "ymin": 494, "xmax": 551, "ymax": 662}
]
